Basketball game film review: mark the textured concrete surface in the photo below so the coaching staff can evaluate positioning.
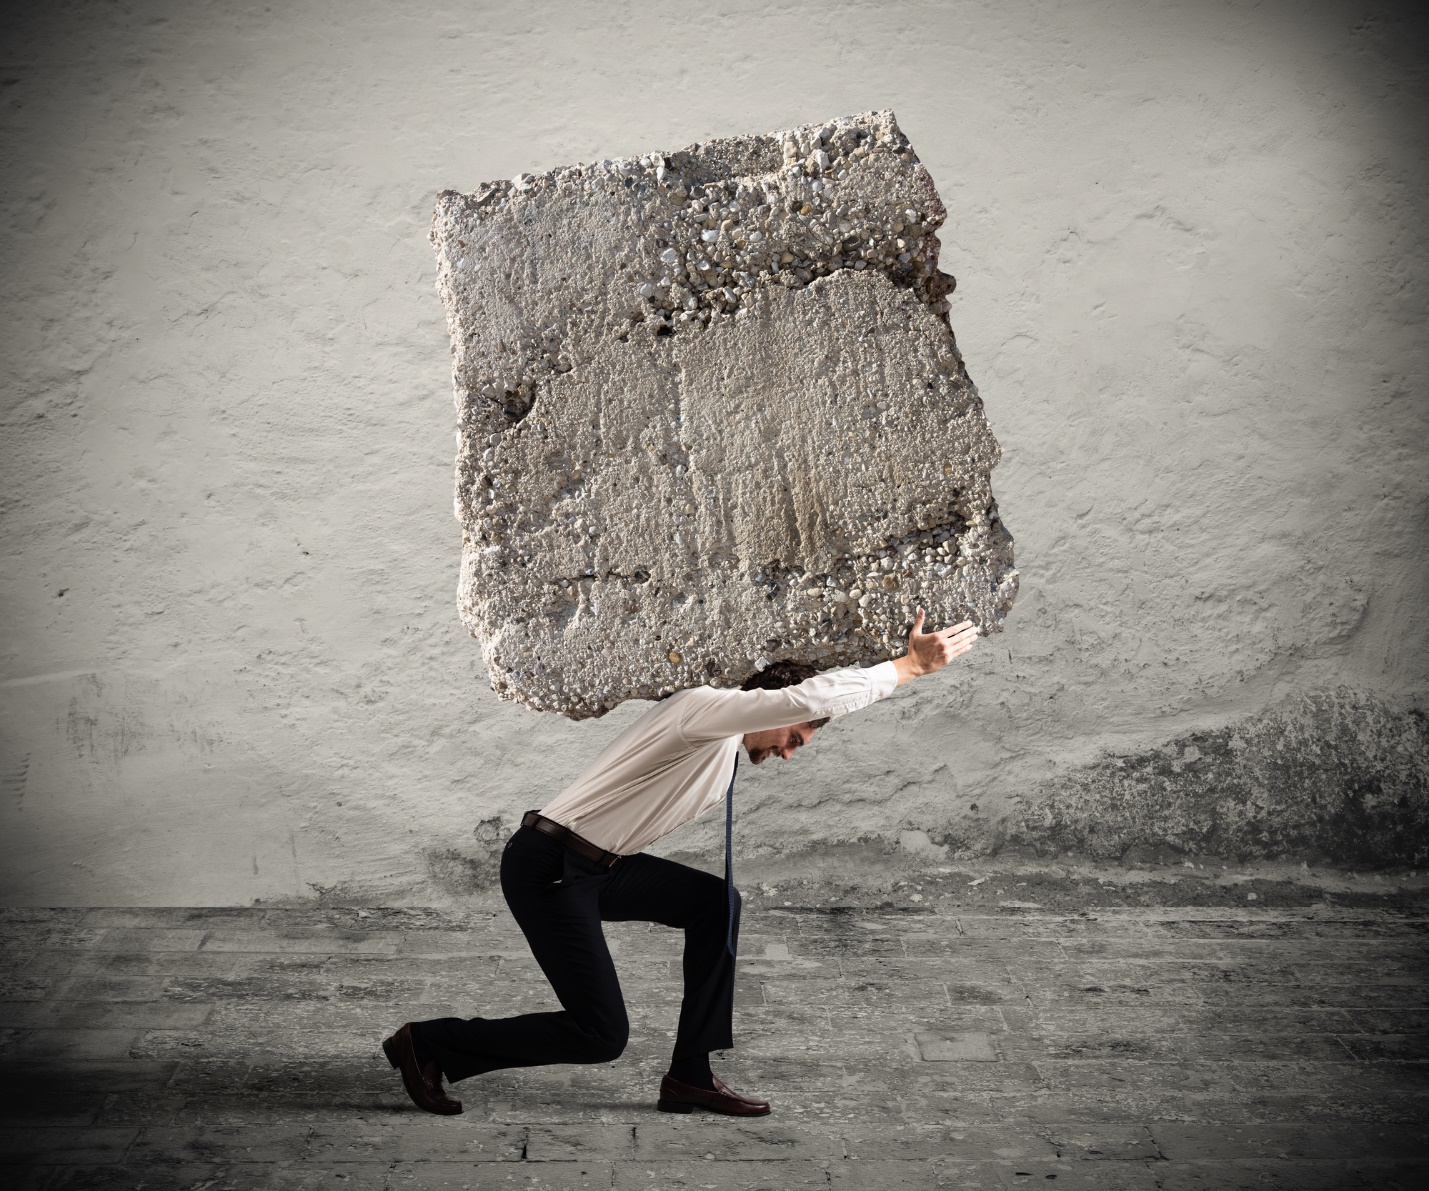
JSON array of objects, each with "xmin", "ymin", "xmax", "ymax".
[
  {"xmin": 2, "ymin": 864, "xmax": 1427, "ymax": 1187},
  {"xmin": 1, "ymin": 0, "xmax": 1427, "ymax": 902},
  {"xmin": 1012, "ymin": 690, "xmax": 1429, "ymax": 867},
  {"xmin": 432, "ymin": 110, "xmax": 1016, "ymax": 716}
]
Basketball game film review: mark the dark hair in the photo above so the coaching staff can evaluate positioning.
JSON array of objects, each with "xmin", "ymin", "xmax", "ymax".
[{"xmin": 741, "ymin": 661, "xmax": 831, "ymax": 729}]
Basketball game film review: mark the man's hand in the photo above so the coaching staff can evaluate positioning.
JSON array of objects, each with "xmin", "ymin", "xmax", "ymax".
[{"xmin": 892, "ymin": 608, "xmax": 980, "ymax": 687}]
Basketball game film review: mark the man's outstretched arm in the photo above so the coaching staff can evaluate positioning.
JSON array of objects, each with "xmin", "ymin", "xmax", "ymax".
[
  {"xmin": 891, "ymin": 608, "xmax": 981, "ymax": 686},
  {"xmin": 679, "ymin": 609, "xmax": 982, "ymax": 742}
]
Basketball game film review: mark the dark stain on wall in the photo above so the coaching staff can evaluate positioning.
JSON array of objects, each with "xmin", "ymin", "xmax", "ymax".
[
  {"xmin": 1009, "ymin": 688, "xmax": 1429, "ymax": 867},
  {"xmin": 425, "ymin": 816, "xmax": 511, "ymax": 893}
]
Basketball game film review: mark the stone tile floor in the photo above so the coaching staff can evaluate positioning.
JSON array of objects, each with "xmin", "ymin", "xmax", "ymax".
[{"xmin": 2, "ymin": 863, "xmax": 1427, "ymax": 1189}]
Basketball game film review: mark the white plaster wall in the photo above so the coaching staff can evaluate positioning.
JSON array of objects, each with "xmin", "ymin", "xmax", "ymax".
[{"xmin": 1, "ymin": 0, "xmax": 1425, "ymax": 903}]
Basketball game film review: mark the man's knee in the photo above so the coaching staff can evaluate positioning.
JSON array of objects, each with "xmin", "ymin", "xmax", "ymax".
[
  {"xmin": 696, "ymin": 870, "xmax": 736, "ymax": 911},
  {"xmin": 578, "ymin": 1013, "xmax": 629, "ymax": 1063},
  {"xmin": 712, "ymin": 874, "xmax": 742, "ymax": 915},
  {"xmin": 589, "ymin": 1021, "xmax": 629, "ymax": 1063},
  {"xmin": 671, "ymin": 870, "xmax": 739, "ymax": 930}
]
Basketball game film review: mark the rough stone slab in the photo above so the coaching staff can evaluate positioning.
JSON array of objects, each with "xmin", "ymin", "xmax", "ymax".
[
  {"xmin": 386, "ymin": 1162, "xmax": 615, "ymax": 1189},
  {"xmin": 76, "ymin": 909, "xmax": 273, "ymax": 929},
  {"xmin": 617, "ymin": 1160, "xmax": 833, "ymax": 1189},
  {"xmin": 983, "ymin": 1162, "xmax": 1161, "ymax": 1189},
  {"xmin": 840, "ymin": 1124, "xmax": 1057, "ymax": 1161},
  {"xmin": 828, "ymin": 1161, "xmax": 999, "ymax": 1190},
  {"xmin": 125, "ymin": 1123, "xmax": 317, "ymax": 1164},
  {"xmin": 99, "ymin": 1090, "xmax": 419, "ymax": 1127},
  {"xmin": 0, "ymin": 1166, "xmax": 52, "ymax": 1191},
  {"xmin": 197, "ymin": 928, "xmax": 404, "ymax": 955},
  {"xmin": 205, "ymin": 1002, "xmax": 454, "ymax": 1033},
  {"xmin": 0, "ymin": 974, "xmax": 59, "ymax": 1000},
  {"xmin": 0, "ymin": 1060, "xmax": 179, "ymax": 1093},
  {"xmin": 1150, "ymin": 1122, "xmax": 1429, "ymax": 1161},
  {"xmin": 54, "ymin": 975, "xmax": 191, "ymax": 1002},
  {"xmin": 0, "ymin": 1001, "xmax": 214, "ymax": 1030},
  {"xmin": 232, "ymin": 1061, "xmax": 399, "ymax": 1095},
  {"xmin": 0, "ymin": 1125, "xmax": 139, "ymax": 1164},
  {"xmin": 1034, "ymin": 1124, "xmax": 1162, "ymax": 1160},
  {"xmin": 30, "ymin": 1165, "xmax": 392, "ymax": 1190},
  {"xmin": 1340, "ymin": 1035, "xmax": 1429, "ymax": 1062},
  {"xmin": 631, "ymin": 1119, "xmax": 840, "ymax": 1160},
  {"xmin": 86, "ymin": 929, "xmax": 210, "ymax": 953},
  {"xmin": 525, "ymin": 1123, "xmax": 636, "ymax": 1161},
  {"xmin": 1021, "ymin": 1095, "xmax": 1192, "ymax": 1125},
  {"xmin": 306, "ymin": 1121, "xmax": 525, "ymax": 1162},
  {"xmin": 915, "ymin": 1031, "xmax": 1001, "ymax": 1062},
  {"xmin": 0, "ymin": 1093, "xmax": 106, "ymax": 1128},
  {"xmin": 1179, "ymin": 1092, "xmax": 1429, "ymax": 1123},
  {"xmin": 64, "ymin": 951, "xmax": 246, "ymax": 978},
  {"xmin": 430, "ymin": 109, "xmax": 1017, "ymax": 716},
  {"xmin": 1148, "ymin": 1161, "xmax": 1429, "ymax": 1191},
  {"xmin": 128, "ymin": 1027, "xmax": 380, "ymax": 1064},
  {"xmin": 1215, "ymin": 1061, "xmax": 1429, "ymax": 1096},
  {"xmin": 0, "ymin": 1028, "xmax": 139, "ymax": 1062}
]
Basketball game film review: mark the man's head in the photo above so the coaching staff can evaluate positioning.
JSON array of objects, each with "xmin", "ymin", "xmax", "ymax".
[{"xmin": 740, "ymin": 661, "xmax": 830, "ymax": 765}]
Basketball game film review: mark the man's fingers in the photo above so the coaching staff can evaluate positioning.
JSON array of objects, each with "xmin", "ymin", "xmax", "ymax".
[{"xmin": 907, "ymin": 613, "xmax": 981, "ymax": 667}]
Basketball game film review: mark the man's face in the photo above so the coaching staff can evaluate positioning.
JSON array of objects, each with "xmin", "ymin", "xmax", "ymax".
[{"xmin": 742, "ymin": 722, "xmax": 819, "ymax": 765}]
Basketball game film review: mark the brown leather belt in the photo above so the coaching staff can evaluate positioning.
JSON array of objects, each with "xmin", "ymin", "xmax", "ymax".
[{"xmin": 521, "ymin": 811, "xmax": 622, "ymax": 868}]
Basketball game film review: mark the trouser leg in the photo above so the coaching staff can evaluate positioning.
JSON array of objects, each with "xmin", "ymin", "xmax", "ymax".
[
  {"xmin": 414, "ymin": 828, "xmax": 629, "ymax": 1084},
  {"xmin": 599, "ymin": 852, "xmax": 740, "ymax": 1058}
]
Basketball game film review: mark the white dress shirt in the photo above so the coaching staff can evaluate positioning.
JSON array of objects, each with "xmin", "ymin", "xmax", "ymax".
[{"xmin": 538, "ymin": 661, "xmax": 900, "ymax": 855}]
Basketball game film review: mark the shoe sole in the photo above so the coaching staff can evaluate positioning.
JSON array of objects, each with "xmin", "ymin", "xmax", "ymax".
[{"xmin": 383, "ymin": 1033, "xmax": 463, "ymax": 1116}]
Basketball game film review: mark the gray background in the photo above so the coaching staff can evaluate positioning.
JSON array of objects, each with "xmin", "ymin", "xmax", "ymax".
[{"xmin": 2, "ymin": 0, "xmax": 1425, "ymax": 904}]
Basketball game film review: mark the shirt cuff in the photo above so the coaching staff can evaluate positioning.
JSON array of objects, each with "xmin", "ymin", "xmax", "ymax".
[
  {"xmin": 866, "ymin": 659, "xmax": 899, "ymax": 700},
  {"xmin": 821, "ymin": 660, "xmax": 900, "ymax": 721}
]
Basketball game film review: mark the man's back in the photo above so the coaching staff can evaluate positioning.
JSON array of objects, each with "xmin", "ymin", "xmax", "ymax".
[
  {"xmin": 539, "ymin": 662, "xmax": 899, "ymax": 855},
  {"xmin": 538, "ymin": 687, "xmax": 741, "ymax": 857}
]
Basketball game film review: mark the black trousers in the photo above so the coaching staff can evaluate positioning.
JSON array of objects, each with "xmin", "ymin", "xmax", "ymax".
[{"xmin": 414, "ymin": 823, "xmax": 741, "ymax": 1084}]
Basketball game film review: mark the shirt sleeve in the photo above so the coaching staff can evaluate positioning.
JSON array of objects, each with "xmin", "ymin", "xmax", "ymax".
[{"xmin": 678, "ymin": 661, "xmax": 899, "ymax": 743}]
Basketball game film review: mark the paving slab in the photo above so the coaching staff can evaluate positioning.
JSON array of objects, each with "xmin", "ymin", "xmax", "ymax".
[
  {"xmin": 840, "ymin": 1123, "xmax": 1059, "ymax": 1161},
  {"xmin": 387, "ymin": 1161, "xmax": 615, "ymax": 1189},
  {"xmin": 306, "ymin": 1121, "xmax": 526, "ymax": 1162},
  {"xmin": 1148, "ymin": 1159, "xmax": 1429, "ymax": 1190},
  {"xmin": 1151, "ymin": 1121, "xmax": 1429, "ymax": 1160},
  {"xmin": 0, "ymin": 1094, "xmax": 107, "ymax": 1128},
  {"xmin": 619, "ymin": 1159, "xmax": 832, "ymax": 1189},
  {"xmin": 0, "ymin": 1001, "xmax": 215, "ymax": 1030},
  {"xmin": 0, "ymin": 1125, "xmax": 139, "ymax": 1164},
  {"xmin": 830, "ymin": 1158, "xmax": 1000, "ymax": 1189},
  {"xmin": 0, "ymin": 1028, "xmax": 139, "ymax": 1062}
]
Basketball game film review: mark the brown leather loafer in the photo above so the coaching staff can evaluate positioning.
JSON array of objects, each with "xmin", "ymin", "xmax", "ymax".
[
  {"xmin": 382, "ymin": 1023, "xmax": 462, "ymax": 1115},
  {"xmin": 657, "ymin": 1072, "xmax": 771, "ymax": 1116}
]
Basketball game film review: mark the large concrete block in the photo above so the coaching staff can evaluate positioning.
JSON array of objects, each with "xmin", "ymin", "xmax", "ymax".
[{"xmin": 430, "ymin": 110, "xmax": 1017, "ymax": 717}]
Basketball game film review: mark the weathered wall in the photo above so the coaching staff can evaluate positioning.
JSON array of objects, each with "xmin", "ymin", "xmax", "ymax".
[{"xmin": 1, "ymin": 0, "xmax": 1425, "ymax": 904}]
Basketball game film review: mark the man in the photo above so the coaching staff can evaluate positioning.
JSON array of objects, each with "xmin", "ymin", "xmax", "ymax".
[{"xmin": 383, "ymin": 608, "xmax": 979, "ymax": 1116}]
